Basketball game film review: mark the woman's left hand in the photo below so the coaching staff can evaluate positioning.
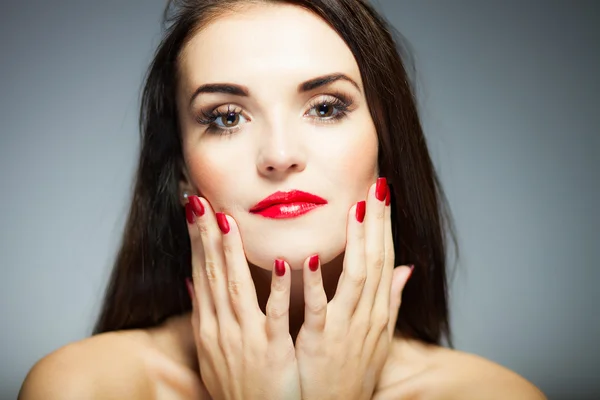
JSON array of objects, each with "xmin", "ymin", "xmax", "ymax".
[{"xmin": 295, "ymin": 178, "xmax": 413, "ymax": 400}]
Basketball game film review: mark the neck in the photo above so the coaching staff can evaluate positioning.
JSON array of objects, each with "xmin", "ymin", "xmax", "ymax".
[{"xmin": 249, "ymin": 253, "xmax": 344, "ymax": 341}]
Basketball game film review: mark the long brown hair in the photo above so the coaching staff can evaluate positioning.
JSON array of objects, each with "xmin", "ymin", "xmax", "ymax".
[{"xmin": 93, "ymin": 0, "xmax": 457, "ymax": 346}]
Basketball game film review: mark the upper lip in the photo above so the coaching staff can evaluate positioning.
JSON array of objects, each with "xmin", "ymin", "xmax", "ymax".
[{"xmin": 249, "ymin": 190, "xmax": 327, "ymax": 212}]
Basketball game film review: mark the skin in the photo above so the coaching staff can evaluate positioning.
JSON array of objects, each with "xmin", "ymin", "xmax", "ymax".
[
  {"xmin": 176, "ymin": 1, "xmax": 380, "ymax": 341},
  {"xmin": 18, "ymin": 3, "xmax": 546, "ymax": 399}
]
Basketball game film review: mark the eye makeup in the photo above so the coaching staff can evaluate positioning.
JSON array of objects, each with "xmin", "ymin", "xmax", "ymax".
[{"xmin": 194, "ymin": 90, "xmax": 357, "ymax": 136}]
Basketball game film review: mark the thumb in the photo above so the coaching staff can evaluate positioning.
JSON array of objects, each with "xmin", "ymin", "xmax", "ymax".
[{"xmin": 388, "ymin": 265, "xmax": 414, "ymax": 340}]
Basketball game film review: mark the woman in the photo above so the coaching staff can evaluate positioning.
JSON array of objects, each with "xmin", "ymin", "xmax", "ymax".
[{"xmin": 19, "ymin": 0, "xmax": 545, "ymax": 398}]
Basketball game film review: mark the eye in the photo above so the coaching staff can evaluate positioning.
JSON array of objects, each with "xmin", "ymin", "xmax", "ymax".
[
  {"xmin": 314, "ymin": 103, "xmax": 335, "ymax": 118},
  {"xmin": 195, "ymin": 105, "xmax": 249, "ymax": 135},
  {"xmin": 214, "ymin": 110, "xmax": 246, "ymax": 129},
  {"xmin": 305, "ymin": 94, "xmax": 353, "ymax": 122}
]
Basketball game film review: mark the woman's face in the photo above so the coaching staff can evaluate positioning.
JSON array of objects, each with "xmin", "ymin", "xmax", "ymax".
[{"xmin": 176, "ymin": 3, "xmax": 378, "ymax": 270}]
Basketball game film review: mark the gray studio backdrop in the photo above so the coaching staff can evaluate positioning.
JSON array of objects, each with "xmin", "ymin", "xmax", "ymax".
[{"xmin": 1, "ymin": 1, "xmax": 598, "ymax": 399}]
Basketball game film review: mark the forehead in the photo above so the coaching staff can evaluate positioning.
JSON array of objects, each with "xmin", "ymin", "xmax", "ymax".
[{"xmin": 178, "ymin": 3, "xmax": 361, "ymax": 91}]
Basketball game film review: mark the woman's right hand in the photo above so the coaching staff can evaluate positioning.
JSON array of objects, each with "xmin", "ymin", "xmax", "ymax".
[{"xmin": 185, "ymin": 196, "xmax": 302, "ymax": 400}]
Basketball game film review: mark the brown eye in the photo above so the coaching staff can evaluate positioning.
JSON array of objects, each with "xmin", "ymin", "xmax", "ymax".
[
  {"xmin": 316, "ymin": 103, "xmax": 334, "ymax": 118},
  {"xmin": 306, "ymin": 96, "xmax": 350, "ymax": 121},
  {"xmin": 220, "ymin": 112, "xmax": 240, "ymax": 127}
]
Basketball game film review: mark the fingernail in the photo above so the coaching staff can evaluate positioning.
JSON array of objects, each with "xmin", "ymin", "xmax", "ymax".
[
  {"xmin": 355, "ymin": 201, "xmax": 366, "ymax": 223},
  {"xmin": 185, "ymin": 203, "xmax": 195, "ymax": 224},
  {"xmin": 385, "ymin": 185, "xmax": 391, "ymax": 206},
  {"xmin": 309, "ymin": 254, "xmax": 319, "ymax": 272},
  {"xmin": 408, "ymin": 264, "xmax": 415, "ymax": 279},
  {"xmin": 275, "ymin": 259, "xmax": 286, "ymax": 276},
  {"xmin": 376, "ymin": 177, "xmax": 387, "ymax": 202},
  {"xmin": 185, "ymin": 278, "xmax": 194, "ymax": 301},
  {"xmin": 216, "ymin": 212, "xmax": 230, "ymax": 234},
  {"xmin": 189, "ymin": 196, "xmax": 205, "ymax": 217}
]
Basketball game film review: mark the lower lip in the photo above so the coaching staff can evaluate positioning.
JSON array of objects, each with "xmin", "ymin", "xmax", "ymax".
[{"xmin": 251, "ymin": 202, "xmax": 325, "ymax": 219}]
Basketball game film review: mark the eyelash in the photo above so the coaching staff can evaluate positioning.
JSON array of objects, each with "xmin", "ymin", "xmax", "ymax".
[
  {"xmin": 195, "ymin": 105, "xmax": 245, "ymax": 135},
  {"xmin": 194, "ymin": 93, "xmax": 354, "ymax": 136}
]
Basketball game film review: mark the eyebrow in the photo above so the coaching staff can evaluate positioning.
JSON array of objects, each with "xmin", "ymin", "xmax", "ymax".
[
  {"xmin": 188, "ymin": 73, "xmax": 360, "ymax": 106},
  {"xmin": 298, "ymin": 73, "xmax": 360, "ymax": 93}
]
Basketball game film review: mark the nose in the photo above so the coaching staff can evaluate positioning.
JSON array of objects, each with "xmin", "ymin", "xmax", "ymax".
[{"xmin": 256, "ymin": 122, "xmax": 306, "ymax": 179}]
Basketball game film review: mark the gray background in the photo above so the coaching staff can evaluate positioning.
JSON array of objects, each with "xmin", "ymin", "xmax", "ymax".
[{"xmin": 1, "ymin": 1, "xmax": 598, "ymax": 399}]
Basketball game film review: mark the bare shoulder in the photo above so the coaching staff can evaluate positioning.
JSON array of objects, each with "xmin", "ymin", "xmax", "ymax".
[
  {"xmin": 18, "ymin": 331, "xmax": 153, "ymax": 399},
  {"xmin": 375, "ymin": 339, "xmax": 547, "ymax": 400},
  {"xmin": 18, "ymin": 330, "xmax": 202, "ymax": 400}
]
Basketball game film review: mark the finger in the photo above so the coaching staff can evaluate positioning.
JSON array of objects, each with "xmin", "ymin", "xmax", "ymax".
[
  {"xmin": 185, "ymin": 277, "xmax": 207, "ymax": 366},
  {"xmin": 302, "ymin": 254, "xmax": 327, "ymax": 332},
  {"xmin": 265, "ymin": 259, "xmax": 291, "ymax": 342},
  {"xmin": 218, "ymin": 212, "xmax": 262, "ymax": 333},
  {"xmin": 372, "ymin": 182, "xmax": 395, "ymax": 328},
  {"xmin": 191, "ymin": 196, "xmax": 237, "ymax": 330},
  {"xmin": 186, "ymin": 200, "xmax": 216, "ymax": 330},
  {"xmin": 387, "ymin": 265, "xmax": 413, "ymax": 340},
  {"xmin": 354, "ymin": 178, "xmax": 387, "ymax": 317},
  {"xmin": 185, "ymin": 278, "xmax": 200, "ymax": 334},
  {"xmin": 330, "ymin": 201, "xmax": 366, "ymax": 323}
]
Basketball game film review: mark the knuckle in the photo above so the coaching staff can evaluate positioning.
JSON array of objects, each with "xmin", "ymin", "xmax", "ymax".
[
  {"xmin": 306, "ymin": 298, "xmax": 327, "ymax": 315},
  {"xmin": 367, "ymin": 250, "xmax": 385, "ymax": 270},
  {"xmin": 204, "ymin": 260, "xmax": 219, "ymax": 283},
  {"xmin": 199, "ymin": 327, "xmax": 215, "ymax": 347},
  {"xmin": 351, "ymin": 313, "xmax": 370, "ymax": 335},
  {"xmin": 385, "ymin": 252, "xmax": 395, "ymax": 266},
  {"xmin": 355, "ymin": 225, "xmax": 365, "ymax": 240},
  {"xmin": 222, "ymin": 242, "xmax": 235, "ymax": 257},
  {"xmin": 228, "ymin": 280, "xmax": 242, "ymax": 296},
  {"xmin": 265, "ymin": 340, "xmax": 295, "ymax": 363},
  {"xmin": 308, "ymin": 277, "xmax": 323, "ymax": 290},
  {"xmin": 197, "ymin": 222, "xmax": 210, "ymax": 236},
  {"xmin": 218, "ymin": 331, "xmax": 241, "ymax": 354},
  {"xmin": 371, "ymin": 312, "xmax": 390, "ymax": 332},
  {"xmin": 191, "ymin": 269, "xmax": 203, "ymax": 283},
  {"xmin": 271, "ymin": 279, "xmax": 287, "ymax": 293},
  {"xmin": 347, "ymin": 271, "xmax": 367, "ymax": 287},
  {"xmin": 280, "ymin": 341, "xmax": 296, "ymax": 362},
  {"xmin": 385, "ymin": 246, "xmax": 395, "ymax": 262},
  {"xmin": 266, "ymin": 305, "xmax": 287, "ymax": 320}
]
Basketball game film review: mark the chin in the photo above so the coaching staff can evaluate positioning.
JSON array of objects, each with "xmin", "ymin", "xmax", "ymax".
[{"xmin": 244, "ymin": 230, "xmax": 346, "ymax": 271}]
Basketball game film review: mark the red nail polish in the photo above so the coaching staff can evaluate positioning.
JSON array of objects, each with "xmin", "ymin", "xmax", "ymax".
[
  {"xmin": 185, "ymin": 203, "xmax": 195, "ymax": 224},
  {"xmin": 275, "ymin": 259, "xmax": 286, "ymax": 276},
  {"xmin": 376, "ymin": 177, "xmax": 387, "ymax": 202},
  {"xmin": 185, "ymin": 278, "xmax": 195, "ymax": 301},
  {"xmin": 408, "ymin": 265, "xmax": 415, "ymax": 279},
  {"xmin": 189, "ymin": 196, "xmax": 205, "ymax": 217},
  {"xmin": 385, "ymin": 185, "xmax": 391, "ymax": 206},
  {"xmin": 309, "ymin": 255, "xmax": 319, "ymax": 271},
  {"xmin": 355, "ymin": 201, "xmax": 366, "ymax": 223},
  {"xmin": 216, "ymin": 213, "xmax": 230, "ymax": 234}
]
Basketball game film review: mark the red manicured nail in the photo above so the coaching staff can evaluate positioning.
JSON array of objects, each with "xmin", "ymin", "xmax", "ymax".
[
  {"xmin": 216, "ymin": 213, "xmax": 230, "ymax": 234},
  {"xmin": 376, "ymin": 177, "xmax": 387, "ymax": 202},
  {"xmin": 408, "ymin": 265, "xmax": 415, "ymax": 279},
  {"xmin": 355, "ymin": 201, "xmax": 366, "ymax": 223},
  {"xmin": 275, "ymin": 259, "xmax": 286, "ymax": 276},
  {"xmin": 309, "ymin": 254, "xmax": 319, "ymax": 271},
  {"xmin": 385, "ymin": 185, "xmax": 391, "ymax": 206},
  {"xmin": 185, "ymin": 278, "xmax": 195, "ymax": 301},
  {"xmin": 189, "ymin": 196, "xmax": 205, "ymax": 217},
  {"xmin": 185, "ymin": 203, "xmax": 195, "ymax": 224}
]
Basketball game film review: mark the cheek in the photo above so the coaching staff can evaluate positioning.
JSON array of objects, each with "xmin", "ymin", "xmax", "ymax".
[
  {"xmin": 185, "ymin": 146, "xmax": 240, "ymax": 209},
  {"xmin": 324, "ymin": 120, "xmax": 379, "ymax": 187}
]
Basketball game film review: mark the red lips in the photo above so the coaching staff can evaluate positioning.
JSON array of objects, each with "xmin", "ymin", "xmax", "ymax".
[{"xmin": 249, "ymin": 190, "xmax": 327, "ymax": 219}]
